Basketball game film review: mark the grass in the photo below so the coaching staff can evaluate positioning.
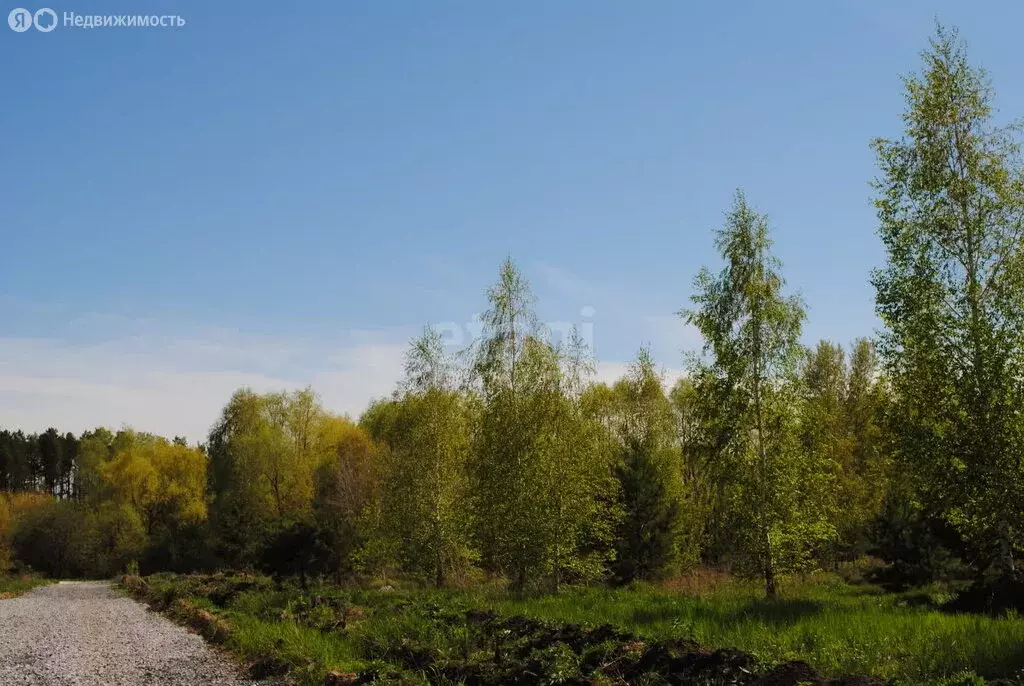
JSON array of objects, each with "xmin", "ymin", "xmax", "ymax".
[
  {"xmin": 122, "ymin": 572, "xmax": 371, "ymax": 682},
  {"xmin": 472, "ymin": 578, "xmax": 1024, "ymax": 684},
  {"xmin": 228, "ymin": 613, "xmax": 361, "ymax": 682},
  {"xmin": 0, "ymin": 573, "xmax": 50, "ymax": 599},
  {"xmin": 119, "ymin": 571, "xmax": 1024, "ymax": 685}
]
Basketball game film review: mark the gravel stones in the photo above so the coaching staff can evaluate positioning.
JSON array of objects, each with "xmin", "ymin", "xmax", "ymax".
[{"xmin": 0, "ymin": 581, "xmax": 262, "ymax": 686}]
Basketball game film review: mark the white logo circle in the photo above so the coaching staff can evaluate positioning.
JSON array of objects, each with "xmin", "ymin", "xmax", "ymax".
[
  {"xmin": 8, "ymin": 7, "xmax": 32, "ymax": 31},
  {"xmin": 33, "ymin": 7, "xmax": 57, "ymax": 32}
]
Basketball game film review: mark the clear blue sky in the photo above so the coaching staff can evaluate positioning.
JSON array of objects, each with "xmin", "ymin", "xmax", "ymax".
[{"xmin": 2, "ymin": 1, "xmax": 1022, "ymax": 440}]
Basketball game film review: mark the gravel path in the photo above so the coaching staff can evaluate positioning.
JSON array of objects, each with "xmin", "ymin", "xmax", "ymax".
[{"xmin": 0, "ymin": 581, "xmax": 261, "ymax": 685}]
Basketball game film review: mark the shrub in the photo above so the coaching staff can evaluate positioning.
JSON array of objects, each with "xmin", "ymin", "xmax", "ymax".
[
  {"xmin": 259, "ymin": 520, "xmax": 334, "ymax": 588},
  {"xmin": 869, "ymin": 500, "xmax": 969, "ymax": 590},
  {"xmin": 12, "ymin": 499, "xmax": 145, "ymax": 577},
  {"xmin": 0, "ymin": 491, "xmax": 52, "ymax": 572}
]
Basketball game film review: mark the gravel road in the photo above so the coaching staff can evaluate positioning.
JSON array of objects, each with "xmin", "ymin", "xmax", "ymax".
[{"xmin": 0, "ymin": 581, "xmax": 261, "ymax": 685}]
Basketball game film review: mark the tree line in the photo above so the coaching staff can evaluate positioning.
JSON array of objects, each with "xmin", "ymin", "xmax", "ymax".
[{"xmin": 1, "ymin": 27, "xmax": 1021, "ymax": 595}]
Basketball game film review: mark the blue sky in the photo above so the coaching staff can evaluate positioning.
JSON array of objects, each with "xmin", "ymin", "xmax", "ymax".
[{"xmin": 2, "ymin": 1, "xmax": 1022, "ymax": 441}]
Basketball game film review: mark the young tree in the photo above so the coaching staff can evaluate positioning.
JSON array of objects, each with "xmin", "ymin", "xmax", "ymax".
[
  {"xmin": 548, "ymin": 327, "xmax": 619, "ymax": 590},
  {"xmin": 872, "ymin": 26, "xmax": 1024, "ymax": 575},
  {"xmin": 472, "ymin": 258, "xmax": 612, "ymax": 592},
  {"xmin": 313, "ymin": 417, "xmax": 379, "ymax": 578},
  {"xmin": 668, "ymin": 377, "xmax": 721, "ymax": 565},
  {"xmin": 471, "ymin": 258, "xmax": 542, "ymax": 590},
  {"xmin": 207, "ymin": 389, "xmax": 319, "ymax": 565},
  {"xmin": 607, "ymin": 348, "xmax": 685, "ymax": 583},
  {"xmin": 361, "ymin": 327, "xmax": 477, "ymax": 586},
  {"xmin": 840, "ymin": 339, "xmax": 891, "ymax": 558},
  {"xmin": 799, "ymin": 341, "xmax": 847, "ymax": 563},
  {"xmin": 683, "ymin": 191, "xmax": 832, "ymax": 596},
  {"xmin": 799, "ymin": 339, "xmax": 890, "ymax": 564}
]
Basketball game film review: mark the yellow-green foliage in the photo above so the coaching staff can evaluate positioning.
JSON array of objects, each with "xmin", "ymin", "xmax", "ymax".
[
  {"xmin": 0, "ymin": 491, "xmax": 53, "ymax": 572},
  {"xmin": 360, "ymin": 361, "xmax": 477, "ymax": 586},
  {"xmin": 210, "ymin": 389, "xmax": 358, "ymax": 526},
  {"xmin": 100, "ymin": 433, "xmax": 208, "ymax": 534}
]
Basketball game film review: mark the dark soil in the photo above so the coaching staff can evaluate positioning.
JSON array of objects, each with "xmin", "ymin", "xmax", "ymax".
[
  {"xmin": 247, "ymin": 655, "xmax": 290, "ymax": 680},
  {"xmin": 360, "ymin": 610, "xmax": 887, "ymax": 685}
]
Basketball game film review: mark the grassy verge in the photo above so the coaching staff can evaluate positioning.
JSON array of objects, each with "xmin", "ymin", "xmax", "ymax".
[
  {"xmin": 121, "ymin": 573, "xmax": 364, "ymax": 683},
  {"xmin": 475, "ymin": 579, "xmax": 1024, "ymax": 684},
  {"xmin": 118, "ymin": 572, "xmax": 1024, "ymax": 685},
  {"xmin": 0, "ymin": 573, "xmax": 50, "ymax": 599}
]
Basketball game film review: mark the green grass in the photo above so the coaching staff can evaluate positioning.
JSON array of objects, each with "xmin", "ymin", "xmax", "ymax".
[
  {"xmin": 121, "ymin": 572, "xmax": 1024, "ymax": 685},
  {"xmin": 0, "ymin": 573, "xmax": 49, "ymax": 598},
  {"xmin": 124, "ymin": 573, "xmax": 374, "ymax": 682},
  {"xmin": 227, "ymin": 613, "xmax": 364, "ymax": 681},
  {"xmin": 468, "ymin": 579, "xmax": 1024, "ymax": 684}
]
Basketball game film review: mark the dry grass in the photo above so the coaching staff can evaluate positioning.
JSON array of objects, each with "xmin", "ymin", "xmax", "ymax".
[{"xmin": 661, "ymin": 567, "xmax": 742, "ymax": 595}]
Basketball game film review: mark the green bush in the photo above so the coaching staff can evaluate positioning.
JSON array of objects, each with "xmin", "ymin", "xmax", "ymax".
[{"xmin": 12, "ymin": 499, "xmax": 145, "ymax": 577}]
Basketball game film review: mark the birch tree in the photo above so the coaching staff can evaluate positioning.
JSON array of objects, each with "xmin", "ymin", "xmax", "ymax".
[
  {"xmin": 472, "ymin": 258, "xmax": 612, "ymax": 592},
  {"xmin": 683, "ymin": 191, "xmax": 832, "ymax": 596},
  {"xmin": 361, "ymin": 326, "xmax": 477, "ymax": 586},
  {"xmin": 872, "ymin": 26, "xmax": 1024, "ymax": 575}
]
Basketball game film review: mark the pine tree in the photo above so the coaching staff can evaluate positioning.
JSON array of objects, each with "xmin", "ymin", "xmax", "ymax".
[{"xmin": 609, "ymin": 349, "xmax": 684, "ymax": 583}]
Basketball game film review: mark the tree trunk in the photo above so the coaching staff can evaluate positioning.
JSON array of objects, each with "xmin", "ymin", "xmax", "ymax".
[
  {"xmin": 998, "ymin": 520, "xmax": 1017, "ymax": 576},
  {"xmin": 752, "ymin": 337, "xmax": 777, "ymax": 599},
  {"xmin": 764, "ymin": 531, "xmax": 777, "ymax": 598}
]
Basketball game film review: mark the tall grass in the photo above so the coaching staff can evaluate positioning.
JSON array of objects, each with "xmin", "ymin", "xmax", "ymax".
[
  {"xmin": 227, "ymin": 613, "xmax": 363, "ymax": 681},
  {"xmin": 471, "ymin": 579, "xmax": 1024, "ymax": 682}
]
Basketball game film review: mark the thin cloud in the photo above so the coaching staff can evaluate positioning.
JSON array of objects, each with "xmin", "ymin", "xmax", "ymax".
[
  {"xmin": 536, "ymin": 262, "xmax": 702, "ymax": 365},
  {"xmin": 0, "ymin": 286, "xmax": 701, "ymax": 442},
  {"xmin": 0, "ymin": 327, "xmax": 409, "ymax": 443}
]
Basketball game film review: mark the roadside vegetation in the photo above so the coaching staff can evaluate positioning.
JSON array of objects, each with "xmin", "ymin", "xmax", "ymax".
[
  {"xmin": 3, "ymin": 24, "xmax": 1024, "ymax": 686},
  {"xmin": 119, "ymin": 569, "xmax": 1024, "ymax": 685},
  {"xmin": 0, "ymin": 573, "xmax": 48, "ymax": 599}
]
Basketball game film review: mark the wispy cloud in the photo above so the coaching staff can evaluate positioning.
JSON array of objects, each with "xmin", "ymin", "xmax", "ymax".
[
  {"xmin": 535, "ymin": 262, "xmax": 701, "ymax": 367},
  {"xmin": 594, "ymin": 360, "xmax": 685, "ymax": 391},
  {"xmin": 0, "ymin": 263, "xmax": 706, "ymax": 443},
  {"xmin": 0, "ymin": 325, "xmax": 409, "ymax": 443}
]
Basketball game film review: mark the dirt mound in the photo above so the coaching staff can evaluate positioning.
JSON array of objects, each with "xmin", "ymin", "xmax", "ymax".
[
  {"xmin": 360, "ymin": 607, "xmax": 886, "ymax": 686},
  {"xmin": 612, "ymin": 641, "xmax": 756, "ymax": 684},
  {"xmin": 248, "ymin": 655, "xmax": 290, "ymax": 680}
]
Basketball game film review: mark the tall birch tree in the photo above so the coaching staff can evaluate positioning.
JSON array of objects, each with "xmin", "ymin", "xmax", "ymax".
[
  {"xmin": 872, "ymin": 26, "xmax": 1024, "ymax": 575},
  {"xmin": 683, "ymin": 191, "xmax": 832, "ymax": 596}
]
